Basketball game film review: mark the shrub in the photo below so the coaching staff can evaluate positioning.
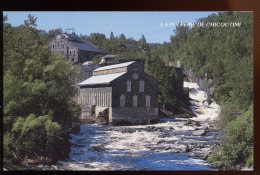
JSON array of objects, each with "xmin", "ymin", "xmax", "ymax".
[
  {"xmin": 208, "ymin": 105, "xmax": 253, "ymax": 169},
  {"xmin": 3, "ymin": 114, "xmax": 71, "ymax": 166}
]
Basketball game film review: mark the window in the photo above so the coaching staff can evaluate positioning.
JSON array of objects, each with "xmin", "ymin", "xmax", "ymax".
[
  {"xmin": 52, "ymin": 43, "xmax": 55, "ymax": 49},
  {"xmin": 127, "ymin": 80, "xmax": 131, "ymax": 92},
  {"xmin": 120, "ymin": 95, "xmax": 126, "ymax": 107},
  {"xmin": 133, "ymin": 95, "xmax": 138, "ymax": 107},
  {"xmin": 62, "ymin": 43, "xmax": 65, "ymax": 48},
  {"xmin": 70, "ymin": 50, "xmax": 72, "ymax": 56},
  {"xmin": 61, "ymin": 50, "xmax": 64, "ymax": 55},
  {"xmin": 74, "ymin": 49, "xmax": 76, "ymax": 56},
  {"xmin": 139, "ymin": 80, "xmax": 145, "ymax": 92},
  {"xmin": 71, "ymin": 57, "xmax": 74, "ymax": 62},
  {"xmin": 146, "ymin": 96, "xmax": 151, "ymax": 107},
  {"xmin": 57, "ymin": 40, "xmax": 60, "ymax": 47},
  {"xmin": 57, "ymin": 50, "xmax": 60, "ymax": 53}
]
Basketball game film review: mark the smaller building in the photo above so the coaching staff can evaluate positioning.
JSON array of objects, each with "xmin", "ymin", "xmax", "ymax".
[
  {"xmin": 100, "ymin": 54, "xmax": 117, "ymax": 64},
  {"xmin": 78, "ymin": 61, "xmax": 159, "ymax": 125}
]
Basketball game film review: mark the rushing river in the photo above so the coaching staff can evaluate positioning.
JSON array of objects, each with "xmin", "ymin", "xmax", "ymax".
[{"xmin": 39, "ymin": 82, "xmax": 221, "ymax": 170}]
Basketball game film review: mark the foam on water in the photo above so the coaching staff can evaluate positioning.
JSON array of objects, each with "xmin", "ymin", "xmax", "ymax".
[{"xmin": 52, "ymin": 81, "xmax": 220, "ymax": 170}]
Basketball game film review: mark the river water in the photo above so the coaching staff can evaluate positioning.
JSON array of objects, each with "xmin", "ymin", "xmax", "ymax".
[{"xmin": 39, "ymin": 81, "xmax": 221, "ymax": 170}]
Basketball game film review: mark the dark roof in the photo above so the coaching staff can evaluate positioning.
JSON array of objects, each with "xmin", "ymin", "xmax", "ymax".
[
  {"xmin": 62, "ymin": 33, "xmax": 102, "ymax": 53},
  {"xmin": 63, "ymin": 33, "xmax": 81, "ymax": 41},
  {"xmin": 123, "ymin": 43, "xmax": 141, "ymax": 49},
  {"xmin": 75, "ymin": 41, "xmax": 102, "ymax": 53}
]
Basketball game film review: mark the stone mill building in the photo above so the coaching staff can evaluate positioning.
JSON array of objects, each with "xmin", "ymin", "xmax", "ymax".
[
  {"xmin": 48, "ymin": 32, "xmax": 103, "ymax": 63},
  {"xmin": 78, "ymin": 61, "xmax": 159, "ymax": 125}
]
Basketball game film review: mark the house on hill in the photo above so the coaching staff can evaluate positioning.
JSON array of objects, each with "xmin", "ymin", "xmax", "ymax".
[
  {"xmin": 48, "ymin": 33, "xmax": 103, "ymax": 63},
  {"xmin": 78, "ymin": 61, "xmax": 159, "ymax": 125}
]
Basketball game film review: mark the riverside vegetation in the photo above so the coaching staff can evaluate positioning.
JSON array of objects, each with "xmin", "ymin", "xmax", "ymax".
[
  {"xmin": 170, "ymin": 12, "xmax": 253, "ymax": 169},
  {"xmin": 3, "ymin": 12, "xmax": 253, "ymax": 170},
  {"xmin": 3, "ymin": 15, "xmax": 81, "ymax": 169}
]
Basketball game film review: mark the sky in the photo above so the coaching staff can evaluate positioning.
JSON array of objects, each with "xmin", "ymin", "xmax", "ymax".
[{"xmin": 4, "ymin": 11, "xmax": 217, "ymax": 43}]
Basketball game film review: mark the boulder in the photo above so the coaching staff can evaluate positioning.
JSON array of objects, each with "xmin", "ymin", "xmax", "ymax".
[
  {"xmin": 184, "ymin": 119, "xmax": 201, "ymax": 126},
  {"xmin": 157, "ymin": 140, "xmax": 167, "ymax": 145},
  {"xmin": 185, "ymin": 145, "xmax": 192, "ymax": 152},
  {"xmin": 201, "ymin": 151, "xmax": 210, "ymax": 160},
  {"xmin": 96, "ymin": 116, "xmax": 108, "ymax": 125},
  {"xmin": 192, "ymin": 129, "xmax": 207, "ymax": 136},
  {"xmin": 164, "ymin": 146, "xmax": 172, "ymax": 150},
  {"xmin": 150, "ymin": 118, "xmax": 160, "ymax": 124},
  {"xmin": 89, "ymin": 145, "xmax": 105, "ymax": 152}
]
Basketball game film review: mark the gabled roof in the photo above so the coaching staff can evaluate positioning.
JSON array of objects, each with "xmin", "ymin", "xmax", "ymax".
[
  {"xmin": 63, "ymin": 33, "xmax": 81, "ymax": 41},
  {"xmin": 60, "ymin": 33, "xmax": 102, "ymax": 53},
  {"xmin": 94, "ymin": 61, "xmax": 135, "ymax": 72},
  {"xmin": 78, "ymin": 72, "xmax": 126, "ymax": 86}
]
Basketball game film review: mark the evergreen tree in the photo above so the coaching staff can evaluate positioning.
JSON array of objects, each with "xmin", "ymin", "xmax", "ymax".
[{"xmin": 3, "ymin": 15, "xmax": 80, "ymax": 168}]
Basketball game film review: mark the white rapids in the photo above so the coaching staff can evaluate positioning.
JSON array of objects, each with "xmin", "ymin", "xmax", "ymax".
[{"xmin": 38, "ymin": 81, "xmax": 221, "ymax": 171}]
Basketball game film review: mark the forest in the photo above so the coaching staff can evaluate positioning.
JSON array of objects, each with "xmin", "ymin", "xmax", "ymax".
[
  {"xmin": 170, "ymin": 12, "xmax": 253, "ymax": 169},
  {"xmin": 3, "ymin": 12, "xmax": 253, "ymax": 170}
]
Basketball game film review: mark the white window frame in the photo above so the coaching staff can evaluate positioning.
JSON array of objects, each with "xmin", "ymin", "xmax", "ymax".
[
  {"xmin": 139, "ymin": 80, "xmax": 145, "ymax": 92},
  {"xmin": 120, "ymin": 95, "xmax": 126, "ymax": 107},
  {"xmin": 146, "ymin": 96, "xmax": 151, "ymax": 107},
  {"xmin": 127, "ymin": 80, "xmax": 131, "ymax": 92},
  {"xmin": 133, "ymin": 95, "xmax": 138, "ymax": 107}
]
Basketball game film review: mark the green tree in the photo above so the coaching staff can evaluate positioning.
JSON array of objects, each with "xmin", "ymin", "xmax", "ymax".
[
  {"xmin": 208, "ymin": 105, "xmax": 253, "ymax": 169},
  {"xmin": 171, "ymin": 12, "xmax": 253, "ymax": 169},
  {"xmin": 3, "ymin": 15, "xmax": 80, "ymax": 168}
]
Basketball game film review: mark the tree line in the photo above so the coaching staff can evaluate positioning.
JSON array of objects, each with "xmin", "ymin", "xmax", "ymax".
[{"xmin": 170, "ymin": 12, "xmax": 253, "ymax": 169}]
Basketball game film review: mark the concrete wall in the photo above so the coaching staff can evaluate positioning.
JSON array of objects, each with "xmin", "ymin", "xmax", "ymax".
[
  {"xmin": 111, "ymin": 107, "xmax": 159, "ymax": 125},
  {"xmin": 95, "ymin": 106, "xmax": 108, "ymax": 116}
]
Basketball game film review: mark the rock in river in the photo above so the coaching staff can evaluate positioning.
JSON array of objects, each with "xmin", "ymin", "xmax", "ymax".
[{"xmin": 192, "ymin": 129, "xmax": 207, "ymax": 136}]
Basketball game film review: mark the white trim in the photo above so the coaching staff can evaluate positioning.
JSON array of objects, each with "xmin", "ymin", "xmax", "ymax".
[
  {"xmin": 146, "ymin": 95, "xmax": 151, "ymax": 107},
  {"xmin": 133, "ymin": 95, "xmax": 138, "ymax": 107},
  {"xmin": 127, "ymin": 80, "xmax": 131, "ymax": 92},
  {"xmin": 139, "ymin": 80, "xmax": 145, "ymax": 92},
  {"xmin": 120, "ymin": 94, "xmax": 126, "ymax": 107}
]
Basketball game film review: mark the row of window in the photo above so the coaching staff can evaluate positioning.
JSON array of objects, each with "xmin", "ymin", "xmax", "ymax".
[
  {"xmin": 52, "ymin": 42, "xmax": 76, "ymax": 56},
  {"xmin": 53, "ymin": 41, "xmax": 65, "ymax": 48},
  {"xmin": 127, "ymin": 80, "xmax": 145, "ymax": 92},
  {"xmin": 55, "ymin": 49, "xmax": 76, "ymax": 56},
  {"xmin": 120, "ymin": 95, "xmax": 151, "ymax": 107}
]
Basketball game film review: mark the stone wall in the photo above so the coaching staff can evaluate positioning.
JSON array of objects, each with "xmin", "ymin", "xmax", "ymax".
[{"xmin": 111, "ymin": 107, "xmax": 159, "ymax": 125}]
